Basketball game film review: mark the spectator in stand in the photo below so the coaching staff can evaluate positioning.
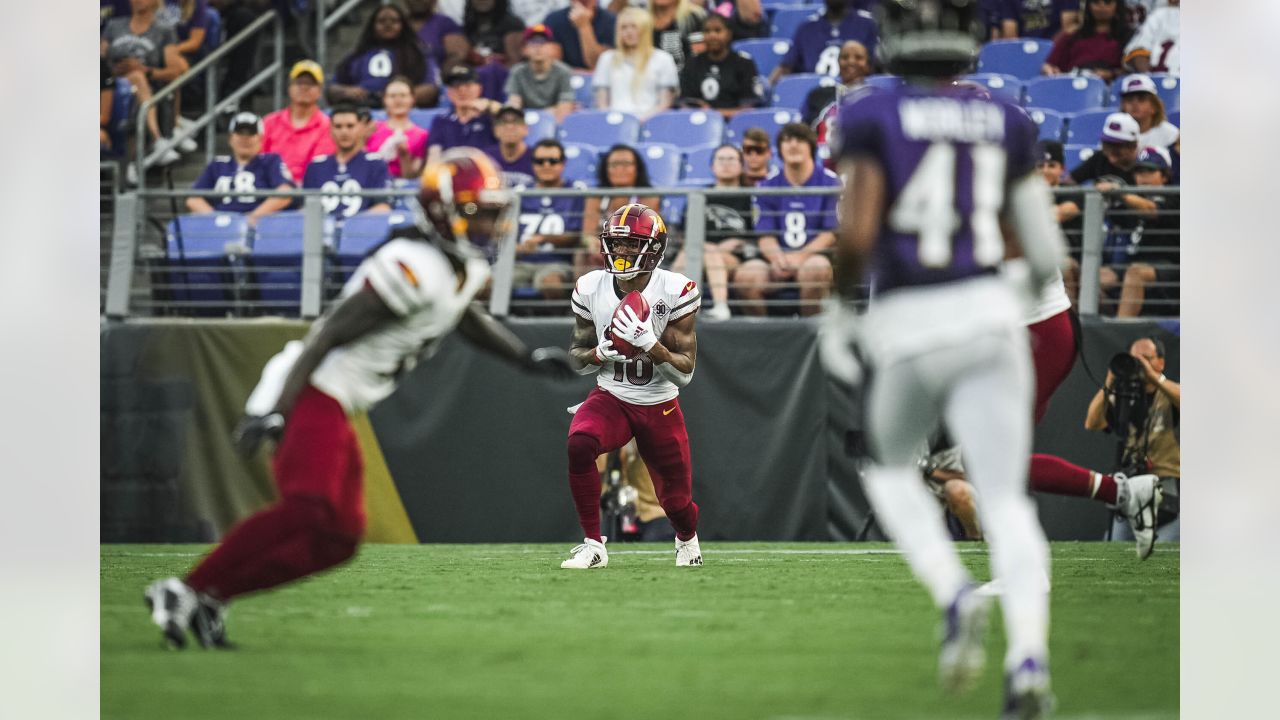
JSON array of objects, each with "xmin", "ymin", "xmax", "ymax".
[
  {"xmin": 769, "ymin": 0, "xmax": 878, "ymax": 85},
  {"xmin": 593, "ymin": 8, "xmax": 679, "ymax": 119},
  {"xmin": 1042, "ymin": 0, "xmax": 1131, "ymax": 82},
  {"xmin": 982, "ymin": 0, "xmax": 1080, "ymax": 40},
  {"xmin": 1070, "ymin": 112, "xmax": 1139, "ymax": 187},
  {"xmin": 261, "ymin": 61, "xmax": 336, "ymax": 185},
  {"xmin": 737, "ymin": 123, "xmax": 838, "ymax": 317},
  {"xmin": 545, "ymin": 0, "xmax": 615, "ymax": 72},
  {"xmin": 679, "ymin": 12, "xmax": 763, "ymax": 117},
  {"xmin": 207, "ymin": 0, "xmax": 266, "ymax": 96},
  {"xmin": 1117, "ymin": 74, "xmax": 1179, "ymax": 150},
  {"xmin": 427, "ymin": 66, "xmax": 500, "ymax": 164},
  {"xmin": 330, "ymin": 3, "xmax": 440, "ymax": 109},
  {"xmin": 488, "ymin": 106, "xmax": 536, "ymax": 188},
  {"xmin": 1036, "ymin": 140, "xmax": 1086, "ymax": 302},
  {"xmin": 165, "ymin": 0, "xmax": 216, "ymax": 153},
  {"xmin": 802, "ymin": 39, "xmax": 870, "ymax": 126},
  {"xmin": 102, "ymin": 0, "xmax": 132, "ymax": 28},
  {"xmin": 740, "ymin": 126, "xmax": 773, "ymax": 186},
  {"xmin": 505, "ymin": 24, "xmax": 576, "ymax": 122},
  {"xmin": 673, "ymin": 144, "xmax": 755, "ymax": 320},
  {"xmin": 1111, "ymin": 147, "xmax": 1179, "ymax": 317},
  {"xmin": 366, "ymin": 76, "xmax": 430, "ymax": 179},
  {"xmin": 514, "ymin": 138, "xmax": 582, "ymax": 306},
  {"xmin": 721, "ymin": 0, "xmax": 768, "ymax": 41},
  {"xmin": 465, "ymin": 0, "xmax": 526, "ymax": 65},
  {"xmin": 186, "ymin": 112, "xmax": 294, "ymax": 224},
  {"xmin": 579, "ymin": 144, "xmax": 661, "ymax": 274},
  {"xmin": 101, "ymin": 0, "xmax": 190, "ymax": 165},
  {"xmin": 101, "ymin": 58, "xmax": 117, "ymax": 154},
  {"xmin": 406, "ymin": 0, "xmax": 469, "ymax": 70},
  {"xmin": 1124, "ymin": 0, "xmax": 1178, "ymax": 73},
  {"xmin": 651, "ymin": 0, "xmax": 707, "ymax": 73},
  {"xmin": 1123, "ymin": 0, "xmax": 1166, "ymax": 33},
  {"xmin": 510, "ymin": 0, "xmax": 569, "ymax": 26},
  {"xmin": 302, "ymin": 105, "xmax": 392, "ymax": 221}
]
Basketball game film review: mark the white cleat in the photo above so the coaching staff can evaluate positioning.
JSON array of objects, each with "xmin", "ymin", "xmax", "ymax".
[
  {"xmin": 939, "ymin": 583, "xmax": 992, "ymax": 694},
  {"xmin": 675, "ymin": 533, "xmax": 703, "ymax": 567},
  {"xmin": 560, "ymin": 538, "xmax": 608, "ymax": 569},
  {"xmin": 1001, "ymin": 657, "xmax": 1055, "ymax": 720},
  {"xmin": 1115, "ymin": 473, "xmax": 1162, "ymax": 560},
  {"xmin": 144, "ymin": 577, "xmax": 198, "ymax": 649}
]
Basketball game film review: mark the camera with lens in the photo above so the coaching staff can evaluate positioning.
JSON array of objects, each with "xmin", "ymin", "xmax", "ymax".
[{"xmin": 1106, "ymin": 352, "xmax": 1152, "ymax": 472}]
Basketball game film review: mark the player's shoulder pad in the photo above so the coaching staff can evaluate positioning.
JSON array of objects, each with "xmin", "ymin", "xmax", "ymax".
[{"xmin": 573, "ymin": 269, "xmax": 606, "ymax": 297}]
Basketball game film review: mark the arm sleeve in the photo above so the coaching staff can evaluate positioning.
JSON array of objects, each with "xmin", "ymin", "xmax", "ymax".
[
  {"xmin": 656, "ymin": 52, "xmax": 679, "ymax": 89},
  {"xmin": 503, "ymin": 66, "xmax": 520, "ymax": 97},
  {"xmin": 267, "ymin": 156, "xmax": 296, "ymax": 187},
  {"xmin": 556, "ymin": 68, "xmax": 576, "ymax": 104},
  {"xmin": 668, "ymin": 280, "xmax": 701, "ymax": 321},
  {"xmin": 592, "ymin": 52, "xmax": 612, "ymax": 88}
]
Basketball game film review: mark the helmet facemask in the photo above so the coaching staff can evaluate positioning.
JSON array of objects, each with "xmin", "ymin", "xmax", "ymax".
[{"xmin": 601, "ymin": 229, "xmax": 664, "ymax": 280}]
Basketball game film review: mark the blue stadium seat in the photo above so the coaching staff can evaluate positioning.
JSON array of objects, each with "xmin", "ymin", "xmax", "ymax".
[
  {"xmin": 389, "ymin": 178, "xmax": 419, "ymax": 210},
  {"xmin": 660, "ymin": 195, "xmax": 688, "ymax": 229},
  {"xmin": 334, "ymin": 210, "xmax": 413, "ymax": 281},
  {"xmin": 1025, "ymin": 107, "xmax": 1066, "ymax": 142},
  {"xmin": 1150, "ymin": 73, "xmax": 1180, "ymax": 111},
  {"xmin": 105, "ymin": 77, "xmax": 135, "ymax": 157},
  {"xmin": 369, "ymin": 109, "xmax": 388, "ymax": 122},
  {"xmin": 559, "ymin": 110, "xmax": 640, "ymax": 147},
  {"xmin": 249, "ymin": 212, "xmax": 307, "ymax": 315},
  {"xmin": 1168, "ymin": 109, "xmax": 1179, "ymax": 128},
  {"xmin": 771, "ymin": 7, "xmax": 820, "ymax": 40},
  {"xmin": 761, "ymin": 0, "xmax": 817, "ymax": 7},
  {"xmin": 732, "ymin": 39, "xmax": 792, "ymax": 79},
  {"xmin": 523, "ymin": 109, "xmax": 557, "ymax": 141},
  {"xmin": 1023, "ymin": 76, "xmax": 1108, "ymax": 113},
  {"xmin": 962, "ymin": 73, "xmax": 1024, "ymax": 104},
  {"xmin": 725, "ymin": 108, "xmax": 801, "ymax": 143},
  {"xmin": 1064, "ymin": 109, "xmax": 1114, "ymax": 145},
  {"xmin": 682, "ymin": 146, "xmax": 718, "ymax": 184},
  {"xmin": 641, "ymin": 110, "xmax": 725, "ymax": 149},
  {"xmin": 562, "ymin": 142, "xmax": 602, "ymax": 186},
  {"xmin": 864, "ymin": 74, "xmax": 905, "ymax": 91},
  {"xmin": 635, "ymin": 143, "xmax": 683, "ymax": 187},
  {"xmin": 409, "ymin": 108, "xmax": 446, "ymax": 130},
  {"xmin": 164, "ymin": 213, "xmax": 249, "ymax": 315},
  {"xmin": 976, "ymin": 38, "xmax": 1053, "ymax": 81},
  {"xmin": 1063, "ymin": 144, "xmax": 1095, "ymax": 172},
  {"xmin": 772, "ymin": 73, "xmax": 832, "ymax": 110},
  {"xmin": 570, "ymin": 72, "xmax": 594, "ymax": 108}
]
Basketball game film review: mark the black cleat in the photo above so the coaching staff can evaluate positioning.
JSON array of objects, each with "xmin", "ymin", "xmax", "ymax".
[{"xmin": 191, "ymin": 594, "xmax": 235, "ymax": 650}]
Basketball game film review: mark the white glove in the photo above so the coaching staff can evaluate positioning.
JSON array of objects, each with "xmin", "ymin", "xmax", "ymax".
[
  {"xmin": 611, "ymin": 306, "xmax": 657, "ymax": 352},
  {"xmin": 595, "ymin": 336, "xmax": 625, "ymax": 364},
  {"xmin": 818, "ymin": 299, "xmax": 864, "ymax": 386}
]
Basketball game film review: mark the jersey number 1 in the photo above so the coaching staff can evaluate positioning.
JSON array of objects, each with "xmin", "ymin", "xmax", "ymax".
[{"xmin": 888, "ymin": 143, "xmax": 1005, "ymax": 268}]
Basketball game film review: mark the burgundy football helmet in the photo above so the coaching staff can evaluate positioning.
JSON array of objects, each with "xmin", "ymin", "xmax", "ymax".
[
  {"xmin": 417, "ymin": 147, "xmax": 512, "ymax": 252},
  {"xmin": 599, "ymin": 203, "xmax": 668, "ymax": 278}
]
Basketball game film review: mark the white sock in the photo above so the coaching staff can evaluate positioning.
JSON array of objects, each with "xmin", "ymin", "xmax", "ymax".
[{"xmin": 862, "ymin": 464, "xmax": 970, "ymax": 608}]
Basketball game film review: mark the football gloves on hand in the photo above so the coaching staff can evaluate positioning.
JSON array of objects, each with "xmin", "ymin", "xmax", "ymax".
[
  {"xmin": 819, "ymin": 299, "xmax": 864, "ymax": 387},
  {"xmin": 611, "ymin": 306, "xmax": 657, "ymax": 352},
  {"xmin": 595, "ymin": 336, "xmax": 625, "ymax": 364},
  {"xmin": 232, "ymin": 412, "xmax": 285, "ymax": 458},
  {"xmin": 524, "ymin": 346, "xmax": 577, "ymax": 379}
]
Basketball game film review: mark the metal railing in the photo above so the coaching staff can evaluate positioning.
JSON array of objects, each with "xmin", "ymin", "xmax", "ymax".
[
  {"xmin": 134, "ymin": 11, "xmax": 285, "ymax": 193},
  {"xmin": 102, "ymin": 184, "xmax": 1180, "ymax": 321},
  {"xmin": 316, "ymin": 0, "xmax": 372, "ymax": 79}
]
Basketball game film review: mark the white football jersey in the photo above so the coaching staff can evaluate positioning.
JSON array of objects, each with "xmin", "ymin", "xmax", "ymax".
[
  {"xmin": 571, "ymin": 268, "xmax": 700, "ymax": 406},
  {"xmin": 1026, "ymin": 270, "xmax": 1072, "ymax": 325},
  {"xmin": 1125, "ymin": 7, "xmax": 1180, "ymax": 74},
  {"xmin": 246, "ymin": 237, "xmax": 490, "ymax": 415}
]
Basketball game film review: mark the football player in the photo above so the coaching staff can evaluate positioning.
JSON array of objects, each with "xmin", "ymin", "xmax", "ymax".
[
  {"xmin": 561, "ymin": 203, "xmax": 703, "ymax": 569},
  {"xmin": 143, "ymin": 148, "xmax": 575, "ymax": 649},
  {"xmin": 824, "ymin": 1, "xmax": 1065, "ymax": 716}
]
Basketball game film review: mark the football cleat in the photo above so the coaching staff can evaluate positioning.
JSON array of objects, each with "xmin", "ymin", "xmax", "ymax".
[
  {"xmin": 1114, "ymin": 473, "xmax": 1162, "ymax": 560},
  {"xmin": 939, "ymin": 583, "xmax": 992, "ymax": 694},
  {"xmin": 675, "ymin": 534, "xmax": 703, "ymax": 567},
  {"xmin": 560, "ymin": 538, "xmax": 608, "ymax": 569},
  {"xmin": 191, "ymin": 593, "xmax": 234, "ymax": 649},
  {"xmin": 144, "ymin": 577, "xmax": 198, "ymax": 650},
  {"xmin": 1001, "ymin": 657, "xmax": 1055, "ymax": 720}
]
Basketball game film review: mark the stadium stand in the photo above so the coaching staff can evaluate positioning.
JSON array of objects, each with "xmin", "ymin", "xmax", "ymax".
[
  {"xmin": 248, "ymin": 211, "xmax": 309, "ymax": 314},
  {"xmin": 961, "ymin": 73, "xmax": 1023, "ymax": 104},
  {"xmin": 409, "ymin": 108, "xmax": 447, "ymax": 131},
  {"xmin": 635, "ymin": 143, "xmax": 683, "ymax": 187},
  {"xmin": 334, "ymin": 210, "xmax": 411, "ymax": 281},
  {"xmin": 640, "ymin": 109, "xmax": 725, "ymax": 149},
  {"xmin": 1026, "ymin": 108, "xmax": 1066, "ymax": 142},
  {"xmin": 681, "ymin": 146, "xmax": 717, "ymax": 185},
  {"xmin": 558, "ymin": 110, "xmax": 640, "ymax": 147},
  {"xmin": 523, "ymin": 109, "xmax": 557, "ymax": 142},
  {"xmin": 975, "ymin": 38, "xmax": 1053, "ymax": 80},
  {"xmin": 1023, "ymin": 76, "xmax": 1109, "ymax": 114},
  {"xmin": 562, "ymin": 142, "xmax": 601, "ymax": 186},
  {"xmin": 770, "ymin": 7, "xmax": 820, "ymax": 41},
  {"xmin": 569, "ymin": 73, "xmax": 593, "ymax": 109},
  {"xmin": 772, "ymin": 74, "xmax": 833, "ymax": 110},
  {"xmin": 731, "ymin": 39, "xmax": 792, "ymax": 79},
  {"xmin": 1064, "ymin": 109, "xmax": 1114, "ymax": 145},
  {"xmin": 1063, "ymin": 144, "xmax": 1095, "ymax": 172},
  {"xmin": 164, "ymin": 213, "xmax": 249, "ymax": 315},
  {"xmin": 725, "ymin": 108, "xmax": 801, "ymax": 143}
]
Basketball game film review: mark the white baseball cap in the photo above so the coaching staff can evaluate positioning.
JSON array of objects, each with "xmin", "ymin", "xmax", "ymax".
[
  {"xmin": 1119, "ymin": 74, "xmax": 1158, "ymax": 97},
  {"xmin": 1100, "ymin": 112, "xmax": 1140, "ymax": 144}
]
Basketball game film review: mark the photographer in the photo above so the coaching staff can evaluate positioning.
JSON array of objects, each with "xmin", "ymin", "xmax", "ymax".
[{"xmin": 1085, "ymin": 336, "xmax": 1181, "ymax": 543}]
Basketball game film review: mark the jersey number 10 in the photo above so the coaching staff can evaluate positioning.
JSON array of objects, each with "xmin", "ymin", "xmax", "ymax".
[{"xmin": 888, "ymin": 143, "xmax": 1006, "ymax": 269}]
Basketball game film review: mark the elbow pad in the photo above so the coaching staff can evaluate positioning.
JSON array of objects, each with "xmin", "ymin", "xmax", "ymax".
[
  {"xmin": 656, "ymin": 362, "xmax": 694, "ymax": 388},
  {"xmin": 1007, "ymin": 174, "xmax": 1067, "ymax": 288}
]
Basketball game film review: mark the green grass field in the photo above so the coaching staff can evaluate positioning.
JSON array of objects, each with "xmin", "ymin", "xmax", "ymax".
[{"xmin": 101, "ymin": 543, "xmax": 1178, "ymax": 720}]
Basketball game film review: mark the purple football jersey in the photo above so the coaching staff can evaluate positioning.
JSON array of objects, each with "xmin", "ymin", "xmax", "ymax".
[
  {"xmin": 192, "ymin": 152, "xmax": 295, "ymax": 213},
  {"xmin": 781, "ymin": 10, "xmax": 879, "ymax": 76},
  {"xmin": 517, "ymin": 190, "xmax": 584, "ymax": 264},
  {"xmin": 488, "ymin": 145, "xmax": 535, "ymax": 189},
  {"xmin": 837, "ymin": 84, "xmax": 1038, "ymax": 294},
  {"xmin": 337, "ymin": 48, "xmax": 439, "ymax": 95},
  {"xmin": 428, "ymin": 112, "xmax": 497, "ymax": 153},
  {"xmin": 301, "ymin": 152, "xmax": 391, "ymax": 219},
  {"xmin": 753, "ymin": 166, "xmax": 841, "ymax": 250}
]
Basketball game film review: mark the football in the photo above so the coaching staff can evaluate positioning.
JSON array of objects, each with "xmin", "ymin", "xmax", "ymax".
[{"xmin": 606, "ymin": 291, "xmax": 651, "ymax": 359}]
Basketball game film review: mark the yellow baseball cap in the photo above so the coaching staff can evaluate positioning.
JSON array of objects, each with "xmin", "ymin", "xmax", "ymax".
[{"xmin": 289, "ymin": 59, "xmax": 324, "ymax": 84}]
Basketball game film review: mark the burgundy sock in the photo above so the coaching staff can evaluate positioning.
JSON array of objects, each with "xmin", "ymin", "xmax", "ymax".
[
  {"xmin": 666, "ymin": 500, "xmax": 699, "ymax": 542},
  {"xmin": 567, "ymin": 468, "xmax": 603, "ymax": 541},
  {"xmin": 1028, "ymin": 454, "xmax": 1117, "ymax": 504}
]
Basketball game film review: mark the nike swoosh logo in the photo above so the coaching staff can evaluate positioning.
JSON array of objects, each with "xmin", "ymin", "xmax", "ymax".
[{"xmin": 663, "ymin": 406, "xmax": 676, "ymax": 416}]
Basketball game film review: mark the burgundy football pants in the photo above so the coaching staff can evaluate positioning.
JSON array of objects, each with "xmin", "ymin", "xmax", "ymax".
[
  {"xmin": 186, "ymin": 385, "xmax": 366, "ymax": 601},
  {"xmin": 567, "ymin": 387, "xmax": 700, "ymax": 542}
]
